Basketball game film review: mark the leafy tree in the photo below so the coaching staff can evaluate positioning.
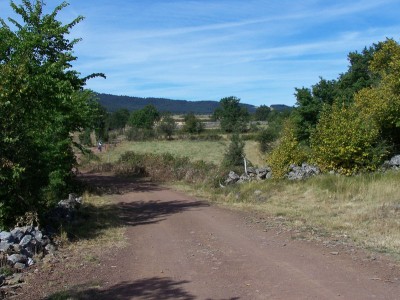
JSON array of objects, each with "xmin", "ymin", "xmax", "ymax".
[
  {"xmin": 182, "ymin": 113, "xmax": 204, "ymax": 134},
  {"xmin": 109, "ymin": 108, "xmax": 130, "ymax": 131},
  {"xmin": 291, "ymin": 44, "xmax": 382, "ymax": 144},
  {"xmin": 213, "ymin": 96, "xmax": 249, "ymax": 133},
  {"xmin": 291, "ymin": 87, "xmax": 322, "ymax": 142},
  {"xmin": 253, "ymin": 105, "xmax": 271, "ymax": 121},
  {"xmin": 128, "ymin": 104, "xmax": 160, "ymax": 129},
  {"xmin": 354, "ymin": 39, "xmax": 400, "ymax": 152},
  {"xmin": 0, "ymin": 1, "xmax": 103, "ymax": 226},
  {"xmin": 158, "ymin": 114, "xmax": 176, "ymax": 140},
  {"xmin": 336, "ymin": 44, "xmax": 382, "ymax": 104}
]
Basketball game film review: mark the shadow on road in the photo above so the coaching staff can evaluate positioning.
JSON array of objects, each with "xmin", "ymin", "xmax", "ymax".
[
  {"xmin": 118, "ymin": 199, "xmax": 208, "ymax": 227},
  {"xmin": 80, "ymin": 173, "xmax": 164, "ymax": 195},
  {"xmin": 44, "ymin": 277, "xmax": 240, "ymax": 300},
  {"xmin": 67, "ymin": 173, "xmax": 208, "ymax": 241}
]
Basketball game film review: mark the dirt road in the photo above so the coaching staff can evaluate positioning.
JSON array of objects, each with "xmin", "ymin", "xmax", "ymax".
[{"xmin": 20, "ymin": 174, "xmax": 400, "ymax": 299}]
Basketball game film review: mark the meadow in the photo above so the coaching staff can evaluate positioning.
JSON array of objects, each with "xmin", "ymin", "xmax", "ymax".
[{"xmin": 97, "ymin": 139, "xmax": 266, "ymax": 167}]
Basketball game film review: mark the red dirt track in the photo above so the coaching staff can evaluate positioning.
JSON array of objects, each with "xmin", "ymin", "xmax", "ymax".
[{"xmin": 19, "ymin": 174, "xmax": 400, "ymax": 299}]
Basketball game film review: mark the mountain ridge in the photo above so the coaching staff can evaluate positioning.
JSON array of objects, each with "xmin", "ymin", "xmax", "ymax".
[{"xmin": 95, "ymin": 93, "xmax": 292, "ymax": 114}]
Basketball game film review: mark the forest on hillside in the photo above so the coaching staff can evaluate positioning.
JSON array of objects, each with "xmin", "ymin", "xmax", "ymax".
[{"xmin": 96, "ymin": 93, "xmax": 258, "ymax": 114}]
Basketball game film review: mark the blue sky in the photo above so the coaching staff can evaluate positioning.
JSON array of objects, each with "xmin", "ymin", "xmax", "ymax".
[{"xmin": 1, "ymin": 0, "xmax": 400, "ymax": 106}]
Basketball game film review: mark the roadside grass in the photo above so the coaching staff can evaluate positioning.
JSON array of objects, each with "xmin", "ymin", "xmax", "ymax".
[
  {"xmin": 55, "ymin": 192, "xmax": 126, "ymax": 259},
  {"xmin": 172, "ymin": 171, "xmax": 400, "ymax": 258}
]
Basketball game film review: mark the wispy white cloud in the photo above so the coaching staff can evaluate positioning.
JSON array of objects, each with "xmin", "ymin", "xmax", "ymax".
[{"xmin": 1, "ymin": 0, "xmax": 399, "ymax": 106}]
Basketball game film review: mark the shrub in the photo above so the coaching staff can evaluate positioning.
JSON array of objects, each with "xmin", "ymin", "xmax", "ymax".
[
  {"xmin": 222, "ymin": 133, "xmax": 245, "ymax": 168},
  {"xmin": 266, "ymin": 120, "xmax": 309, "ymax": 178},
  {"xmin": 310, "ymin": 103, "xmax": 386, "ymax": 175}
]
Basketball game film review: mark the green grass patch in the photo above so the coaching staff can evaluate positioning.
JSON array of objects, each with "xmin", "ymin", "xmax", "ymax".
[{"xmin": 97, "ymin": 140, "xmax": 228, "ymax": 165}]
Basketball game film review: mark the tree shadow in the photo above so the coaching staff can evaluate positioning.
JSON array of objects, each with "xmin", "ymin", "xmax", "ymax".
[
  {"xmin": 79, "ymin": 173, "xmax": 164, "ymax": 195},
  {"xmin": 118, "ymin": 199, "xmax": 208, "ymax": 227},
  {"xmin": 44, "ymin": 277, "xmax": 240, "ymax": 300},
  {"xmin": 66, "ymin": 173, "xmax": 208, "ymax": 241}
]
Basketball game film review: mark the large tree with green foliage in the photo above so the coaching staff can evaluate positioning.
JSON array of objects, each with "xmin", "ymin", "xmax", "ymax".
[
  {"xmin": 128, "ymin": 104, "xmax": 160, "ymax": 129},
  {"xmin": 213, "ymin": 96, "xmax": 249, "ymax": 133},
  {"xmin": 253, "ymin": 105, "xmax": 271, "ymax": 121},
  {"xmin": 109, "ymin": 108, "xmax": 130, "ymax": 131},
  {"xmin": 291, "ymin": 43, "xmax": 382, "ymax": 144},
  {"xmin": 0, "ymin": 1, "xmax": 103, "ymax": 226}
]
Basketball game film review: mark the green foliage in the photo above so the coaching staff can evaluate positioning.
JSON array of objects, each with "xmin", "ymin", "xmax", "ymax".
[
  {"xmin": 257, "ymin": 127, "xmax": 279, "ymax": 153},
  {"xmin": 79, "ymin": 128, "xmax": 92, "ymax": 146},
  {"xmin": 222, "ymin": 133, "xmax": 245, "ymax": 168},
  {"xmin": 128, "ymin": 104, "xmax": 160, "ymax": 129},
  {"xmin": 291, "ymin": 85, "xmax": 326, "ymax": 142},
  {"xmin": 0, "ymin": 1, "xmax": 103, "ymax": 226},
  {"xmin": 266, "ymin": 120, "xmax": 309, "ymax": 178},
  {"xmin": 157, "ymin": 114, "xmax": 176, "ymax": 140},
  {"xmin": 310, "ymin": 103, "xmax": 385, "ymax": 175},
  {"xmin": 109, "ymin": 108, "xmax": 130, "ymax": 130},
  {"xmin": 354, "ymin": 39, "xmax": 400, "ymax": 152},
  {"xmin": 253, "ymin": 105, "xmax": 271, "ymax": 121},
  {"xmin": 336, "ymin": 44, "xmax": 382, "ymax": 104},
  {"xmin": 182, "ymin": 113, "xmax": 204, "ymax": 134},
  {"xmin": 291, "ymin": 44, "xmax": 381, "ymax": 144},
  {"xmin": 213, "ymin": 96, "xmax": 250, "ymax": 133}
]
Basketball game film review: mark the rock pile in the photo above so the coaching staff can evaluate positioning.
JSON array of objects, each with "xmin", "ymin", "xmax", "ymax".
[
  {"xmin": 0, "ymin": 226, "xmax": 52, "ymax": 271},
  {"xmin": 224, "ymin": 167, "xmax": 272, "ymax": 185},
  {"xmin": 383, "ymin": 155, "xmax": 400, "ymax": 170},
  {"xmin": 0, "ymin": 193, "xmax": 82, "ymax": 295},
  {"xmin": 286, "ymin": 163, "xmax": 320, "ymax": 180}
]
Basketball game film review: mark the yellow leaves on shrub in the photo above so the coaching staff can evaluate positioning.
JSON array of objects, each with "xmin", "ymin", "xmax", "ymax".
[
  {"xmin": 266, "ymin": 120, "xmax": 309, "ymax": 178},
  {"xmin": 310, "ymin": 104, "xmax": 384, "ymax": 175}
]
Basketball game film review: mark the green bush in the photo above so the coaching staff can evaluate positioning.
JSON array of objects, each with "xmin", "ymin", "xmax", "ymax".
[
  {"xmin": 310, "ymin": 103, "xmax": 386, "ymax": 175},
  {"xmin": 266, "ymin": 120, "xmax": 309, "ymax": 178},
  {"xmin": 222, "ymin": 133, "xmax": 245, "ymax": 168}
]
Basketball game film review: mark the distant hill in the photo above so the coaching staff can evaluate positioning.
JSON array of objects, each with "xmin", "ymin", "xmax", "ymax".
[
  {"xmin": 96, "ymin": 93, "xmax": 257, "ymax": 114},
  {"xmin": 270, "ymin": 104, "xmax": 293, "ymax": 111}
]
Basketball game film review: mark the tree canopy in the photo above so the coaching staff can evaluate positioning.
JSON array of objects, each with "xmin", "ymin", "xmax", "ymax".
[
  {"xmin": 213, "ymin": 96, "xmax": 250, "ymax": 133},
  {"xmin": 128, "ymin": 104, "xmax": 160, "ymax": 129},
  {"xmin": 0, "ymin": 0, "xmax": 103, "ymax": 226}
]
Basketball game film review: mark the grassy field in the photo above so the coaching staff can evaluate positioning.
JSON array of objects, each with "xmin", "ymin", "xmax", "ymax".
[{"xmin": 97, "ymin": 139, "xmax": 267, "ymax": 167}]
